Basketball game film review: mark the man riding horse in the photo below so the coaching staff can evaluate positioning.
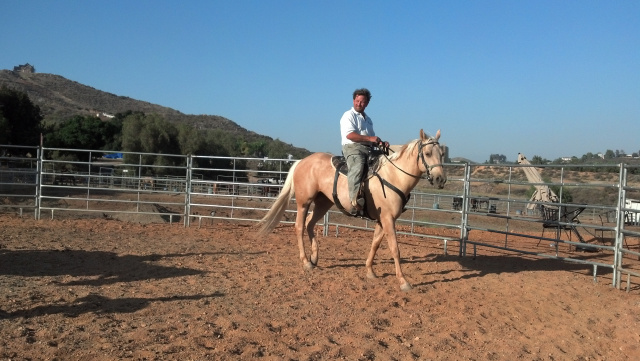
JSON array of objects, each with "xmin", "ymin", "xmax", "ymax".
[
  {"xmin": 258, "ymin": 87, "xmax": 446, "ymax": 291},
  {"xmin": 340, "ymin": 88, "xmax": 389, "ymax": 215}
]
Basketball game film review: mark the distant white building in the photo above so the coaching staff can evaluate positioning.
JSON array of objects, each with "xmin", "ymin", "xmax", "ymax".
[{"xmin": 96, "ymin": 112, "xmax": 115, "ymax": 119}]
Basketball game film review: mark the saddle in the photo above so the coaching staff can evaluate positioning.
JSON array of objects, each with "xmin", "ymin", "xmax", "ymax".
[
  {"xmin": 330, "ymin": 152, "xmax": 382, "ymax": 179},
  {"xmin": 330, "ymin": 150, "xmax": 410, "ymax": 219}
]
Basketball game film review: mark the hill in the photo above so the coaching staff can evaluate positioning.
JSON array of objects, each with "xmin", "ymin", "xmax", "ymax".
[{"xmin": 0, "ymin": 65, "xmax": 310, "ymax": 155}]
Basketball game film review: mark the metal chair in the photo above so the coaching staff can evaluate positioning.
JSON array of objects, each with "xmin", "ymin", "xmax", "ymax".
[
  {"xmin": 539, "ymin": 204, "xmax": 587, "ymax": 249},
  {"xmin": 539, "ymin": 205, "xmax": 564, "ymax": 246}
]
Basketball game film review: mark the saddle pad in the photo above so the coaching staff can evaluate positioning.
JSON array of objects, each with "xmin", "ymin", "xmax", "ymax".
[
  {"xmin": 331, "ymin": 155, "xmax": 380, "ymax": 178},
  {"xmin": 331, "ymin": 156, "xmax": 348, "ymax": 176}
]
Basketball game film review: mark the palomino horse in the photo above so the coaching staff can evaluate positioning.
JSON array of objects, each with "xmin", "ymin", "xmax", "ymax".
[{"xmin": 257, "ymin": 129, "xmax": 446, "ymax": 291}]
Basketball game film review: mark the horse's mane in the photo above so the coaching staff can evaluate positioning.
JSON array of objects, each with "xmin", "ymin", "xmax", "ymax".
[
  {"xmin": 376, "ymin": 138, "xmax": 417, "ymax": 165},
  {"xmin": 375, "ymin": 131, "xmax": 440, "ymax": 172},
  {"xmin": 387, "ymin": 139, "xmax": 420, "ymax": 161},
  {"xmin": 378, "ymin": 133, "xmax": 438, "ymax": 169}
]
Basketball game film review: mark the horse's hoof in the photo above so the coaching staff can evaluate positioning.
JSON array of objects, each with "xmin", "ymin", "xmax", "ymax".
[
  {"xmin": 400, "ymin": 282, "xmax": 412, "ymax": 292},
  {"xmin": 366, "ymin": 271, "xmax": 377, "ymax": 279},
  {"xmin": 303, "ymin": 262, "xmax": 315, "ymax": 271}
]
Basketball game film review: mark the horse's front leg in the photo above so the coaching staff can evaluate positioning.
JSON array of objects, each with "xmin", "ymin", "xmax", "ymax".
[
  {"xmin": 365, "ymin": 223, "xmax": 385, "ymax": 279},
  {"xmin": 383, "ymin": 219, "xmax": 412, "ymax": 291},
  {"xmin": 295, "ymin": 203, "xmax": 314, "ymax": 270}
]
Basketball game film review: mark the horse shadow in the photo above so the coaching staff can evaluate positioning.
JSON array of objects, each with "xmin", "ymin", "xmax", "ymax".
[
  {"xmin": 321, "ymin": 250, "xmax": 609, "ymax": 288},
  {"xmin": 0, "ymin": 248, "xmax": 233, "ymax": 319},
  {"xmin": 0, "ymin": 249, "xmax": 208, "ymax": 286},
  {"xmin": 410, "ymin": 253, "xmax": 611, "ymax": 288},
  {"xmin": 0, "ymin": 292, "xmax": 224, "ymax": 320}
]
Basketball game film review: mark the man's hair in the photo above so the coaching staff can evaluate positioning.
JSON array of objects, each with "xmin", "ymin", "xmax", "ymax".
[{"xmin": 352, "ymin": 88, "xmax": 372, "ymax": 102}]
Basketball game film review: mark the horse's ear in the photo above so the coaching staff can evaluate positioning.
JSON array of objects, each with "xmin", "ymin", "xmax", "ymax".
[
  {"xmin": 435, "ymin": 129, "xmax": 441, "ymax": 141},
  {"xmin": 420, "ymin": 129, "xmax": 426, "ymax": 141}
]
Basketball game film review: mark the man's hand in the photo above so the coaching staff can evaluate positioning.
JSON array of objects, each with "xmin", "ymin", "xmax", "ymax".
[
  {"xmin": 374, "ymin": 139, "xmax": 390, "ymax": 155},
  {"xmin": 374, "ymin": 137, "xmax": 389, "ymax": 148}
]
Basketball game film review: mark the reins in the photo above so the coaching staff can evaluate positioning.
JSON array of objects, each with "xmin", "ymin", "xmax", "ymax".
[
  {"xmin": 333, "ymin": 137, "xmax": 443, "ymax": 218},
  {"xmin": 380, "ymin": 139, "xmax": 443, "ymax": 182}
]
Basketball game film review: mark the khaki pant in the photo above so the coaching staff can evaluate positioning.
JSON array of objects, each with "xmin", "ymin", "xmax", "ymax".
[{"xmin": 342, "ymin": 143, "xmax": 371, "ymax": 203}]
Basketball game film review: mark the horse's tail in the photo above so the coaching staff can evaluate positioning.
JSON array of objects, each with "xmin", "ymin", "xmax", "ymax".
[{"xmin": 257, "ymin": 160, "xmax": 299, "ymax": 236}]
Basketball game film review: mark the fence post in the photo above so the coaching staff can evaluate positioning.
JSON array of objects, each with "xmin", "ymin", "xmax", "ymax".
[
  {"xmin": 136, "ymin": 154, "xmax": 142, "ymax": 213},
  {"xmin": 85, "ymin": 150, "xmax": 91, "ymax": 210},
  {"xmin": 36, "ymin": 146, "xmax": 43, "ymax": 220},
  {"xmin": 230, "ymin": 158, "xmax": 237, "ymax": 218},
  {"xmin": 185, "ymin": 155, "xmax": 192, "ymax": 227},
  {"xmin": 323, "ymin": 212, "xmax": 329, "ymax": 237},
  {"xmin": 460, "ymin": 162, "xmax": 471, "ymax": 257},
  {"xmin": 613, "ymin": 164, "xmax": 626, "ymax": 289}
]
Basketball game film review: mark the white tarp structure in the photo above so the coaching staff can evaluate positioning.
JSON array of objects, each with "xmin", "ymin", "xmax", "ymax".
[{"xmin": 517, "ymin": 153, "xmax": 559, "ymax": 210}]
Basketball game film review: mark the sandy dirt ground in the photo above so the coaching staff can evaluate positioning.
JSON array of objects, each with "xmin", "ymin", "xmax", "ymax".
[{"xmin": 1, "ymin": 213, "xmax": 639, "ymax": 361}]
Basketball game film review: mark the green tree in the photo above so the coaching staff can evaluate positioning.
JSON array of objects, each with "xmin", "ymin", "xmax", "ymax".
[
  {"xmin": 103, "ymin": 116, "xmax": 123, "ymax": 151},
  {"xmin": 175, "ymin": 125, "xmax": 238, "ymax": 176},
  {"xmin": 177, "ymin": 124, "xmax": 205, "ymax": 155},
  {"xmin": 121, "ymin": 113, "xmax": 181, "ymax": 175},
  {"xmin": 530, "ymin": 155, "xmax": 549, "ymax": 165},
  {"xmin": 265, "ymin": 139, "xmax": 290, "ymax": 159},
  {"xmin": 488, "ymin": 153, "xmax": 507, "ymax": 164},
  {"xmin": 202, "ymin": 129, "xmax": 239, "ymax": 156},
  {"xmin": 195, "ymin": 131, "xmax": 234, "ymax": 177},
  {"xmin": 142, "ymin": 116, "xmax": 179, "ymax": 155},
  {"xmin": 553, "ymin": 185, "xmax": 573, "ymax": 203},
  {"xmin": 604, "ymin": 149, "xmax": 616, "ymax": 159},
  {"xmin": 0, "ymin": 86, "xmax": 43, "ymax": 146},
  {"xmin": 45, "ymin": 115, "xmax": 120, "ymax": 151},
  {"xmin": 120, "ymin": 111, "xmax": 146, "ymax": 153},
  {"xmin": 238, "ymin": 139, "xmax": 267, "ymax": 157},
  {"xmin": 0, "ymin": 115, "xmax": 8, "ymax": 144},
  {"xmin": 121, "ymin": 112, "xmax": 180, "ymax": 155}
]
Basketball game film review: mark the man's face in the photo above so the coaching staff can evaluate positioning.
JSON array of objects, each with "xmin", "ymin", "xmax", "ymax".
[{"xmin": 353, "ymin": 95, "xmax": 369, "ymax": 113}]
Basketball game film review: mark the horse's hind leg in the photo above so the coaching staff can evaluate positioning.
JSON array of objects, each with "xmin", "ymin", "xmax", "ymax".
[
  {"xmin": 295, "ymin": 201, "xmax": 315, "ymax": 270},
  {"xmin": 305, "ymin": 195, "xmax": 333, "ymax": 267}
]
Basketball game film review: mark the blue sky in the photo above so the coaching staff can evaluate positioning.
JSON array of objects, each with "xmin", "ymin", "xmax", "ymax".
[{"xmin": 2, "ymin": 1, "xmax": 638, "ymax": 162}]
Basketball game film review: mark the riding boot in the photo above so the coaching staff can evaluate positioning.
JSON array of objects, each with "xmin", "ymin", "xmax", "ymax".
[{"xmin": 349, "ymin": 197, "xmax": 365, "ymax": 215}]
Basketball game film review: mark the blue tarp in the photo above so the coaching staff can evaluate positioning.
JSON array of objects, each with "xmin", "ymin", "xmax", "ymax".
[{"xmin": 103, "ymin": 153, "xmax": 123, "ymax": 159}]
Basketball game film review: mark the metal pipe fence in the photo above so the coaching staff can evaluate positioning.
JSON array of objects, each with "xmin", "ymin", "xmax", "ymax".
[
  {"xmin": 458, "ymin": 162, "xmax": 640, "ymax": 290},
  {"xmin": 1, "ymin": 145, "xmax": 639, "ymax": 291},
  {"xmin": 0, "ymin": 145, "xmax": 40, "ymax": 218},
  {"xmin": 36, "ymin": 147, "xmax": 190, "ymax": 224},
  {"xmin": 616, "ymin": 165, "xmax": 640, "ymax": 291}
]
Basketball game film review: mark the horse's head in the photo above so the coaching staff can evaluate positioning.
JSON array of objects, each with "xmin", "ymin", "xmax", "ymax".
[{"xmin": 418, "ymin": 129, "xmax": 447, "ymax": 188}]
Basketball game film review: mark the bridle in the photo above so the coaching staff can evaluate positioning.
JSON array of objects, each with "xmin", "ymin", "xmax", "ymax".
[
  {"xmin": 417, "ymin": 139, "xmax": 444, "ymax": 183},
  {"xmin": 382, "ymin": 139, "xmax": 443, "ymax": 183},
  {"xmin": 360, "ymin": 138, "xmax": 443, "ymax": 213}
]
